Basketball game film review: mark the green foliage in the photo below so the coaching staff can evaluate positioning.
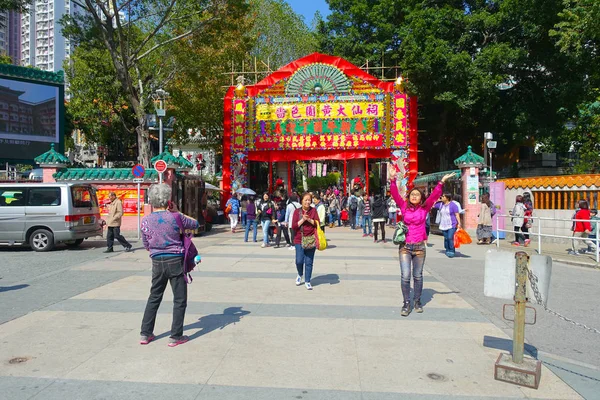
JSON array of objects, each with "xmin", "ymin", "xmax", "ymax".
[
  {"xmin": 319, "ymin": 0, "xmax": 589, "ymax": 173},
  {"xmin": 0, "ymin": 52, "xmax": 12, "ymax": 64},
  {"xmin": 0, "ymin": 0, "xmax": 30, "ymax": 12},
  {"xmin": 305, "ymin": 172, "xmax": 340, "ymax": 191}
]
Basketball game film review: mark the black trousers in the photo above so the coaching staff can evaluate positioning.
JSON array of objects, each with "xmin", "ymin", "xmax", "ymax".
[
  {"xmin": 276, "ymin": 223, "xmax": 291, "ymax": 246},
  {"xmin": 374, "ymin": 221, "xmax": 386, "ymax": 241},
  {"xmin": 350, "ymin": 210, "xmax": 357, "ymax": 229},
  {"xmin": 141, "ymin": 256, "xmax": 187, "ymax": 339},
  {"xmin": 107, "ymin": 226, "xmax": 131, "ymax": 249}
]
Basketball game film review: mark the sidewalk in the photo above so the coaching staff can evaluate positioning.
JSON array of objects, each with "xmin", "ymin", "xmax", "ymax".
[{"xmin": 0, "ymin": 227, "xmax": 582, "ymax": 399}]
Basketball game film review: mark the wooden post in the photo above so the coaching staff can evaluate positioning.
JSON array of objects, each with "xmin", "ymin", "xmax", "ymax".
[
  {"xmin": 513, "ymin": 252, "xmax": 529, "ymax": 364},
  {"xmin": 365, "ymin": 156, "xmax": 369, "ymax": 195},
  {"xmin": 343, "ymin": 159, "xmax": 348, "ymax": 197}
]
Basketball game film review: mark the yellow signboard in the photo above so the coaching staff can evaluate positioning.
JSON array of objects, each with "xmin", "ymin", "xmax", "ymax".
[{"xmin": 256, "ymin": 102, "xmax": 384, "ymax": 121}]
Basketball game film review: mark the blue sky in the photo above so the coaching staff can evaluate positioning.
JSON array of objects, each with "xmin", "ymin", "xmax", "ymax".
[
  {"xmin": 285, "ymin": 0, "xmax": 331, "ymax": 24},
  {"xmin": 0, "ymin": 79, "xmax": 57, "ymax": 103}
]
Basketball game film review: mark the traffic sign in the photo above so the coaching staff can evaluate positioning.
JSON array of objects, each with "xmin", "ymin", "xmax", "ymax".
[
  {"xmin": 133, "ymin": 178, "xmax": 144, "ymax": 183},
  {"xmin": 132, "ymin": 164, "xmax": 145, "ymax": 178},
  {"xmin": 154, "ymin": 160, "xmax": 168, "ymax": 173}
]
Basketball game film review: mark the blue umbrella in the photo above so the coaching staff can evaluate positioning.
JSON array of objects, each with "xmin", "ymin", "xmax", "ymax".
[{"xmin": 236, "ymin": 188, "xmax": 256, "ymax": 195}]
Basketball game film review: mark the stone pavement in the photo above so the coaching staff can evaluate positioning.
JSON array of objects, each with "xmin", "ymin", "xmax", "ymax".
[{"xmin": 0, "ymin": 226, "xmax": 583, "ymax": 399}]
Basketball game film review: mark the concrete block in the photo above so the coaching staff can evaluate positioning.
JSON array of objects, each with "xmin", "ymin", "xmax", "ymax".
[
  {"xmin": 484, "ymin": 249, "xmax": 515, "ymax": 300},
  {"xmin": 495, "ymin": 353, "xmax": 542, "ymax": 389}
]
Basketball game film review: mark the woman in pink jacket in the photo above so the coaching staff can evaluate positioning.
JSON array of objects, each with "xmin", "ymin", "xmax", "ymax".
[{"xmin": 389, "ymin": 168, "xmax": 455, "ymax": 316}]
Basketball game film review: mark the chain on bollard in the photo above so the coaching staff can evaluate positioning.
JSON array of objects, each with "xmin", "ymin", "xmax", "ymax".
[{"xmin": 527, "ymin": 267, "xmax": 600, "ymax": 335}]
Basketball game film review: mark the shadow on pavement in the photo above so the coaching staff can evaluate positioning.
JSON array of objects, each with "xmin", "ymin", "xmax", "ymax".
[
  {"xmin": 483, "ymin": 335, "xmax": 538, "ymax": 358},
  {"xmin": 0, "ymin": 284, "xmax": 29, "ymax": 293},
  {"xmin": 420, "ymin": 288, "xmax": 461, "ymax": 306},
  {"xmin": 156, "ymin": 307, "xmax": 251, "ymax": 342},
  {"xmin": 311, "ymin": 273, "xmax": 340, "ymax": 287}
]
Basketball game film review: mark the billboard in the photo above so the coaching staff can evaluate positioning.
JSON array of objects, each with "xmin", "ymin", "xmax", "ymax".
[{"xmin": 0, "ymin": 76, "xmax": 62, "ymax": 162}]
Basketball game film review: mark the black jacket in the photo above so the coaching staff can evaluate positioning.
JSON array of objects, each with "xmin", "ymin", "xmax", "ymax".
[{"xmin": 371, "ymin": 196, "xmax": 387, "ymax": 219}]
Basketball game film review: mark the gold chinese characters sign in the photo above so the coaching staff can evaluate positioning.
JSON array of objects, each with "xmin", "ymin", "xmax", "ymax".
[{"xmin": 256, "ymin": 102, "xmax": 384, "ymax": 121}]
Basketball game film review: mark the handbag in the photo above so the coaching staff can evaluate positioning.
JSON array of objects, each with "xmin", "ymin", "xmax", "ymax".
[
  {"xmin": 392, "ymin": 221, "xmax": 409, "ymax": 246},
  {"xmin": 316, "ymin": 222, "xmax": 327, "ymax": 251},
  {"xmin": 298, "ymin": 209, "xmax": 316, "ymax": 249},
  {"xmin": 172, "ymin": 212, "xmax": 199, "ymax": 284}
]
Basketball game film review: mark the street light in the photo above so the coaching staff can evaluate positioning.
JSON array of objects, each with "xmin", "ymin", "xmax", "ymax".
[
  {"xmin": 152, "ymin": 89, "xmax": 169, "ymax": 154},
  {"xmin": 487, "ymin": 140, "xmax": 497, "ymax": 179},
  {"xmin": 483, "ymin": 132, "xmax": 493, "ymax": 176}
]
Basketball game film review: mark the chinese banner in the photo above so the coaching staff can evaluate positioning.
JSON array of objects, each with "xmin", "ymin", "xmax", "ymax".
[
  {"xmin": 97, "ymin": 189, "xmax": 145, "ymax": 216},
  {"xmin": 256, "ymin": 102, "xmax": 384, "ymax": 121},
  {"xmin": 259, "ymin": 118, "xmax": 380, "ymax": 136},
  {"xmin": 254, "ymin": 133, "xmax": 384, "ymax": 151},
  {"xmin": 232, "ymin": 99, "xmax": 247, "ymax": 150},
  {"xmin": 392, "ymin": 94, "xmax": 408, "ymax": 147}
]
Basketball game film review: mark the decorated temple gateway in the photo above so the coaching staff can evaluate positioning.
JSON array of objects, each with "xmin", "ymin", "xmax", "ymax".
[{"xmin": 222, "ymin": 53, "xmax": 418, "ymax": 199}]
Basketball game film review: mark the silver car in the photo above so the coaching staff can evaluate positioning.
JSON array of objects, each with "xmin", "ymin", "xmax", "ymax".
[{"xmin": 0, "ymin": 183, "xmax": 103, "ymax": 251}]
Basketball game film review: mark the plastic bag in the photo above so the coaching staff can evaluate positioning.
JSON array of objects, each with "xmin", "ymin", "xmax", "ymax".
[
  {"xmin": 454, "ymin": 228, "xmax": 472, "ymax": 249},
  {"xmin": 316, "ymin": 222, "xmax": 327, "ymax": 251}
]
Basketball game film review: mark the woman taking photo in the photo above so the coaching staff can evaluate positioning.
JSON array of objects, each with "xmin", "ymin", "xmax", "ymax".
[
  {"xmin": 434, "ymin": 193, "xmax": 461, "ymax": 257},
  {"xmin": 291, "ymin": 193, "xmax": 320, "ymax": 290},
  {"xmin": 389, "ymin": 167, "xmax": 455, "ymax": 316},
  {"xmin": 140, "ymin": 184, "xmax": 199, "ymax": 347},
  {"xmin": 477, "ymin": 193, "xmax": 494, "ymax": 244}
]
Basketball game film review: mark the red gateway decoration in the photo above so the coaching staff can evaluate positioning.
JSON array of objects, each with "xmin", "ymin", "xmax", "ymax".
[{"xmin": 222, "ymin": 53, "xmax": 418, "ymax": 206}]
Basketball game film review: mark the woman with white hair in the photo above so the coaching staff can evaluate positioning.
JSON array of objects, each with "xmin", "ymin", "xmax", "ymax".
[{"xmin": 139, "ymin": 184, "xmax": 199, "ymax": 347}]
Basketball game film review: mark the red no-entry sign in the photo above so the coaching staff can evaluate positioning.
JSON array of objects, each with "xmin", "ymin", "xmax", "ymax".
[{"xmin": 154, "ymin": 160, "xmax": 167, "ymax": 173}]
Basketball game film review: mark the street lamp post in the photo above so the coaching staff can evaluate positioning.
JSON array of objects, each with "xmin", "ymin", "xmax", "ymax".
[{"xmin": 153, "ymin": 89, "xmax": 169, "ymax": 154}]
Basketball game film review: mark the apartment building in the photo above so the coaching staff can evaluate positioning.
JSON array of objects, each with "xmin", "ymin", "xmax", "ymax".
[
  {"xmin": 0, "ymin": 10, "xmax": 21, "ymax": 64},
  {"xmin": 21, "ymin": 0, "xmax": 85, "ymax": 72}
]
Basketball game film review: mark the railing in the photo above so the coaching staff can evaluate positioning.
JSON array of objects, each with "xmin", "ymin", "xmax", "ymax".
[
  {"xmin": 531, "ymin": 190, "xmax": 600, "ymax": 210},
  {"xmin": 494, "ymin": 214, "xmax": 599, "ymax": 263}
]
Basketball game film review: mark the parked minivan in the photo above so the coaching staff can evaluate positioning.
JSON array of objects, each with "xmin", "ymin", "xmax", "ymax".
[{"xmin": 0, "ymin": 183, "xmax": 103, "ymax": 251}]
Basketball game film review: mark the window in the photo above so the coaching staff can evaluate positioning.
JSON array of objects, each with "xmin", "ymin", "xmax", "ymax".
[
  {"xmin": 0, "ymin": 188, "xmax": 26, "ymax": 206},
  {"xmin": 71, "ymin": 186, "xmax": 98, "ymax": 208},
  {"xmin": 27, "ymin": 187, "xmax": 61, "ymax": 206}
]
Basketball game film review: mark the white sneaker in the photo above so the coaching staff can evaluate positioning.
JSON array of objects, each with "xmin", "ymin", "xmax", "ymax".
[
  {"xmin": 295, "ymin": 275, "xmax": 302, "ymax": 286},
  {"xmin": 288, "ymin": 246, "xmax": 295, "ymax": 251},
  {"xmin": 261, "ymin": 243, "xmax": 266, "ymax": 248},
  {"xmin": 305, "ymin": 282, "xmax": 313, "ymax": 290}
]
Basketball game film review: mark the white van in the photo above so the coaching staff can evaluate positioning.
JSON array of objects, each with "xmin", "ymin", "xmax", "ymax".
[{"xmin": 0, "ymin": 183, "xmax": 103, "ymax": 251}]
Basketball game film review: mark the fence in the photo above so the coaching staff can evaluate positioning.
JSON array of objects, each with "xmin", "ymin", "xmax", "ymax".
[
  {"xmin": 494, "ymin": 214, "xmax": 599, "ymax": 263},
  {"xmin": 531, "ymin": 190, "xmax": 600, "ymax": 210}
]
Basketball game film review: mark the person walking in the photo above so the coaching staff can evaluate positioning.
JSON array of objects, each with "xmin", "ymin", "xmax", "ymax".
[
  {"xmin": 511, "ymin": 195, "xmax": 527, "ymax": 246},
  {"xmin": 240, "ymin": 195, "xmax": 248, "ymax": 228},
  {"xmin": 362, "ymin": 193, "xmax": 373, "ymax": 237},
  {"xmin": 328, "ymin": 194, "xmax": 340, "ymax": 228},
  {"xmin": 257, "ymin": 192, "xmax": 275, "ymax": 248},
  {"xmin": 372, "ymin": 193, "xmax": 387, "ymax": 243},
  {"xmin": 244, "ymin": 196, "xmax": 258, "ymax": 243},
  {"xmin": 476, "ymin": 193, "xmax": 494, "ymax": 244},
  {"xmin": 274, "ymin": 200, "xmax": 292, "ymax": 248},
  {"xmin": 389, "ymin": 166, "xmax": 455, "ymax": 316},
  {"xmin": 569, "ymin": 200, "xmax": 594, "ymax": 255},
  {"xmin": 357, "ymin": 194, "xmax": 365, "ymax": 228},
  {"xmin": 348, "ymin": 192, "xmax": 359, "ymax": 230},
  {"xmin": 387, "ymin": 196, "xmax": 397, "ymax": 227},
  {"xmin": 139, "ymin": 184, "xmax": 199, "ymax": 347},
  {"xmin": 589, "ymin": 208, "xmax": 599, "ymax": 252},
  {"xmin": 292, "ymin": 193, "xmax": 320, "ymax": 290},
  {"xmin": 104, "ymin": 191, "xmax": 132, "ymax": 253},
  {"xmin": 313, "ymin": 193, "xmax": 327, "ymax": 233},
  {"xmin": 434, "ymin": 193, "xmax": 461, "ymax": 257},
  {"xmin": 285, "ymin": 194, "xmax": 301, "ymax": 251},
  {"xmin": 522, "ymin": 192, "xmax": 534, "ymax": 242},
  {"xmin": 226, "ymin": 193, "xmax": 240, "ymax": 233}
]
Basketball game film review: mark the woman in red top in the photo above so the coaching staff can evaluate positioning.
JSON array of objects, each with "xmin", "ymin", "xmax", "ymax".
[
  {"xmin": 569, "ymin": 200, "xmax": 593, "ymax": 255},
  {"xmin": 291, "ymin": 193, "xmax": 320, "ymax": 290}
]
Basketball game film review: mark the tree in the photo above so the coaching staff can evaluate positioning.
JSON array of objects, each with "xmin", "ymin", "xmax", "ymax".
[
  {"xmin": 62, "ymin": 0, "xmax": 248, "ymax": 166},
  {"xmin": 318, "ymin": 0, "xmax": 588, "ymax": 172},
  {"xmin": 0, "ymin": 0, "xmax": 30, "ymax": 12}
]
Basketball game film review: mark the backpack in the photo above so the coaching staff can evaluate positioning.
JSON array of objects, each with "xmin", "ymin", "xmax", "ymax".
[
  {"xmin": 350, "ymin": 196, "xmax": 358, "ymax": 211},
  {"xmin": 172, "ymin": 212, "xmax": 199, "ymax": 284},
  {"xmin": 392, "ymin": 221, "xmax": 409, "ymax": 246}
]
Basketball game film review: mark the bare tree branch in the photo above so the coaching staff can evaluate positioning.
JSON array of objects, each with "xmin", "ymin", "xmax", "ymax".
[
  {"xmin": 129, "ymin": 0, "xmax": 178, "ymax": 61},
  {"xmin": 135, "ymin": 16, "xmax": 220, "ymax": 62}
]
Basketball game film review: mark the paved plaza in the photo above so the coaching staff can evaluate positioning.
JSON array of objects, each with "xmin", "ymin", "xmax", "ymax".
[{"xmin": 0, "ymin": 227, "xmax": 591, "ymax": 399}]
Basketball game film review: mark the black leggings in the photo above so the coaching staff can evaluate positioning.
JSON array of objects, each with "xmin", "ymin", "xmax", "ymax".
[{"xmin": 374, "ymin": 221, "xmax": 386, "ymax": 241}]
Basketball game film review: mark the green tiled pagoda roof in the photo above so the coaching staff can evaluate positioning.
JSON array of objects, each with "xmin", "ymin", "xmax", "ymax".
[
  {"xmin": 53, "ymin": 168, "xmax": 159, "ymax": 182},
  {"xmin": 0, "ymin": 64, "xmax": 64, "ymax": 84},
  {"xmin": 454, "ymin": 145, "xmax": 484, "ymax": 167},
  {"xmin": 175, "ymin": 150, "xmax": 194, "ymax": 169},
  {"xmin": 151, "ymin": 145, "xmax": 192, "ymax": 169},
  {"xmin": 34, "ymin": 143, "xmax": 70, "ymax": 166},
  {"xmin": 413, "ymin": 169, "xmax": 461, "ymax": 184}
]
